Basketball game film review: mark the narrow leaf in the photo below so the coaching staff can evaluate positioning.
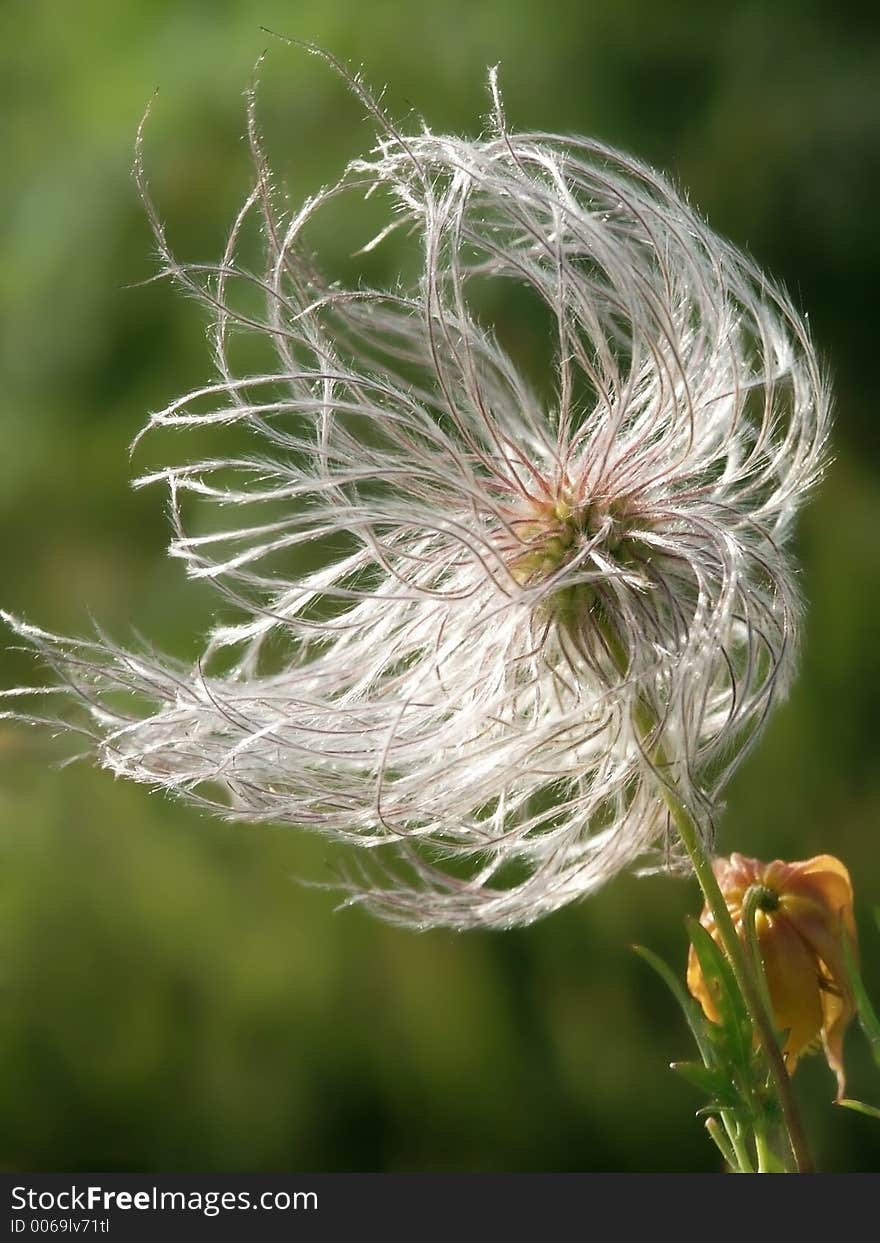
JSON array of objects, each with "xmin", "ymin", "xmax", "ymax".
[
  {"xmin": 686, "ymin": 918, "xmax": 752, "ymax": 1073},
  {"xmin": 704, "ymin": 1116, "xmax": 739, "ymax": 1173},
  {"xmin": 843, "ymin": 936, "xmax": 880, "ymax": 1071},
  {"xmin": 671, "ymin": 1061, "xmax": 739, "ymax": 1107},
  {"xmin": 633, "ymin": 944, "xmax": 713, "ymax": 1063},
  {"xmin": 837, "ymin": 1098, "xmax": 880, "ymax": 1122}
]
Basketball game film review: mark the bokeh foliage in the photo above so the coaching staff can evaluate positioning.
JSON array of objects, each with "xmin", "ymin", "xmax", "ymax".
[{"xmin": 1, "ymin": 0, "xmax": 878, "ymax": 1171}]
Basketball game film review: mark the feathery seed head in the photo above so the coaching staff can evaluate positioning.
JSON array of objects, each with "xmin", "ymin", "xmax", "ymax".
[{"xmin": 2, "ymin": 56, "xmax": 832, "ymax": 929}]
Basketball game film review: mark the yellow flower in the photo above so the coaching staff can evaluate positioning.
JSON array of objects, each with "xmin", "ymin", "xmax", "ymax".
[{"xmin": 687, "ymin": 853, "xmax": 857, "ymax": 1098}]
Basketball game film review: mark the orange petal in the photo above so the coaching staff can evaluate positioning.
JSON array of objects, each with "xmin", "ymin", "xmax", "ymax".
[
  {"xmin": 782, "ymin": 893, "xmax": 853, "ymax": 984},
  {"xmin": 757, "ymin": 912, "xmax": 823, "ymax": 1068},
  {"xmin": 819, "ymin": 964, "xmax": 855, "ymax": 1100},
  {"xmin": 786, "ymin": 865, "xmax": 856, "ymax": 944}
]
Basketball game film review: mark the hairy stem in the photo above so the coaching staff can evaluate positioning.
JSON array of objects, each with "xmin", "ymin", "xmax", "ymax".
[
  {"xmin": 741, "ymin": 885, "xmax": 782, "ymax": 1033},
  {"xmin": 740, "ymin": 884, "xmax": 799, "ymax": 1171}
]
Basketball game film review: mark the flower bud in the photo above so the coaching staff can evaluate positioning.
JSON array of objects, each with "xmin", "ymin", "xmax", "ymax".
[{"xmin": 687, "ymin": 853, "xmax": 857, "ymax": 1097}]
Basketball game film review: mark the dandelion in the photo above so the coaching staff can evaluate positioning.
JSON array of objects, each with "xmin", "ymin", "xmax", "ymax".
[
  {"xmin": 2, "ymin": 57, "xmax": 830, "ymax": 929},
  {"xmin": 687, "ymin": 852, "xmax": 857, "ymax": 1098}
]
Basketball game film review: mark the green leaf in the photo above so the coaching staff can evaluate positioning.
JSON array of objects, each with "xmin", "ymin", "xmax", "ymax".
[
  {"xmin": 671, "ymin": 1060, "xmax": 740, "ymax": 1108},
  {"xmin": 836, "ymin": 1098, "xmax": 880, "ymax": 1122},
  {"xmin": 843, "ymin": 936, "xmax": 880, "ymax": 1071},
  {"xmin": 703, "ymin": 1116, "xmax": 740, "ymax": 1172},
  {"xmin": 633, "ymin": 944, "xmax": 713, "ymax": 1064}
]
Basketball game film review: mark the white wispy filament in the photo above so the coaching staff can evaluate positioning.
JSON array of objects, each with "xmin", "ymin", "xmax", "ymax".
[{"xmin": 3, "ymin": 62, "xmax": 830, "ymax": 928}]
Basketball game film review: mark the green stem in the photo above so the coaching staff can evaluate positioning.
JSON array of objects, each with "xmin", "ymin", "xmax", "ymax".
[
  {"xmin": 755, "ymin": 1126, "xmax": 779, "ymax": 1174},
  {"xmin": 741, "ymin": 885, "xmax": 794, "ymax": 1172},
  {"xmin": 723, "ymin": 1114, "xmax": 754, "ymax": 1173},
  {"xmin": 599, "ymin": 619, "xmax": 813, "ymax": 1173},
  {"xmin": 742, "ymin": 885, "xmax": 781, "ymax": 1032}
]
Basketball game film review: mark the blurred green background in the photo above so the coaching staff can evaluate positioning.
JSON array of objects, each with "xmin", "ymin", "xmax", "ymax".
[{"xmin": 2, "ymin": 0, "xmax": 879, "ymax": 1172}]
